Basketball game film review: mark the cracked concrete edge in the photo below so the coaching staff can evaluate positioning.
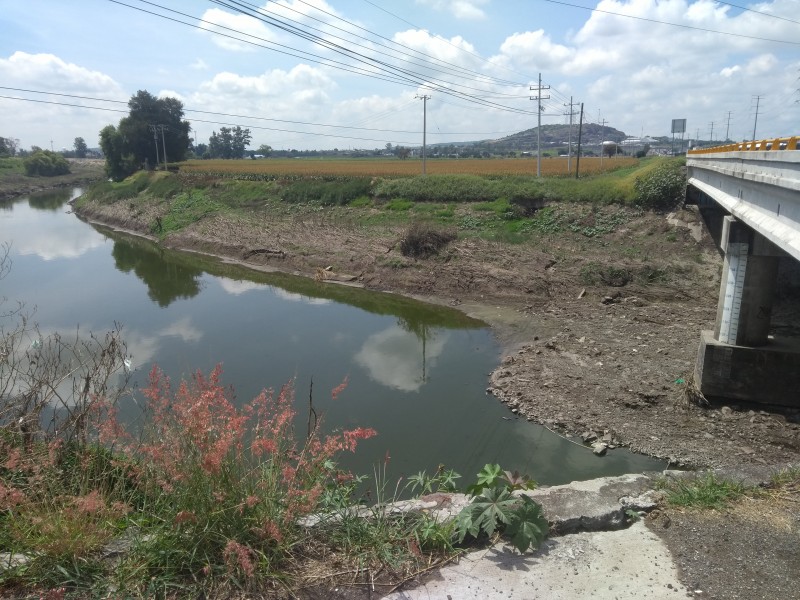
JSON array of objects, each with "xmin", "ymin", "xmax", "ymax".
[{"xmin": 369, "ymin": 472, "xmax": 669, "ymax": 535}]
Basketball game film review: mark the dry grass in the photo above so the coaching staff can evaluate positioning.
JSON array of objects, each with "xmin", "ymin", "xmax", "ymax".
[{"xmin": 180, "ymin": 157, "xmax": 638, "ymax": 177}]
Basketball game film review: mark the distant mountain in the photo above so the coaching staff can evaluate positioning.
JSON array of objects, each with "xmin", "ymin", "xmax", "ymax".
[{"xmin": 485, "ymin": 123, "xmax": 628, "ymax": 152}]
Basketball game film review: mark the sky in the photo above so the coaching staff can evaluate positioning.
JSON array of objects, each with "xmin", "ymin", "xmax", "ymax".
[{"xmin": 0, "ymin": 0, "xmax": 798, "ymax": 152}]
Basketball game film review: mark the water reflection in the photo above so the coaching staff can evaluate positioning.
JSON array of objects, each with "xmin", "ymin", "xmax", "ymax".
[
  {"xmin": 355, "ymin": 325, "xmax": 448, "ymax": 391},
  {"xmin": 1, "ymin": 189, "xmax": 106, "ymax": 260},
  {"xmin": 112, "ymin": 238, "xmax": 204, "ymax": 307},
  {"xmin": 28, "ymin": 188, "xmax": 74, "ymax": 211},
  {"xmin": 120, "ymin": 316, "xmax": 203, "ymax": 371},
  {"xmin": 217, "ymin": 277, "xmax": 265, "ymax": 296},
  {"xmin": 3, "ymin": 188, "xmax": 668, "ymax": 485}
]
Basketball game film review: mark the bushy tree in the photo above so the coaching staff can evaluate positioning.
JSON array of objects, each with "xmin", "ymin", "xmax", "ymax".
[
  {"xmin": 99, "ymin": 90, "xmax": 191, "ymax": 180},
  {"xmin": 0, "ymin": 136, "xmax": 19, "ymax": 157},
  {"xmin": 73, "ymin": 136, "xmax": 88, "ymax": 158},
  {"xmin": 23, "ymin": 150, "xmax": 70, "ymax": 176},
  {"xmin": 207, "ymin": 126, "xmax": 252, "ymax": 159}
]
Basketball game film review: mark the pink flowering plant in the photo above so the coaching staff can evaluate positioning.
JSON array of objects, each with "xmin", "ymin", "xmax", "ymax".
[
  {"xmin": 104, "ymin": 364, "xmax": 377, "ymax": 589},
  {"xmin": 1, "ymin": 362, "xmax": 378, "ymax": 594}
]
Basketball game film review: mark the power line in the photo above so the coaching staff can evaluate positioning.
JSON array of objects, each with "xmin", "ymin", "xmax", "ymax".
[
  {"xmin": 0, "ymin": 91, "xmax": 527, "ymax": 143},
  {"xmin": 115, "ymin": 0, "xmax": 541, "ymax": 117},
  {"xmin": 715, "ymin": 1, "xmax": 800, "ymax": 26},
  {"xmin": 206, "ymin": 0, "xmax": 540, "ymax": 114},
  {"xmin": 538, "ymin": 0, "xmax": 800, "ymax": 45}
]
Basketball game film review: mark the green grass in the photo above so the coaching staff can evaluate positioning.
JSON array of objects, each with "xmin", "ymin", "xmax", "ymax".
[
  {"xmin": 660, "ymin": 473, "xmax": 750, "ymax": 509},
  {"xmin": 76, "ymin": 159, "xmax": 685, "ymax": 245},
  {"xmin": 157, "ymin": 190, "xmax": 225, "ymax": 235},
  {"xmin": 0, "ymin": 156, "xmax": 24, "ymax": 176}
]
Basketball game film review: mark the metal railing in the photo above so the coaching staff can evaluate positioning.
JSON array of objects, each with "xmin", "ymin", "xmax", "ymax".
[{"xmin": 688, "ymin": 136, "xmax": 799, "ymax": 154}]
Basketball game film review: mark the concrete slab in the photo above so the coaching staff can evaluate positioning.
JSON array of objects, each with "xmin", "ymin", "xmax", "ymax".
[{"xmin": 386, "ymin": 521, "xmax": 689, "ymax": 600}]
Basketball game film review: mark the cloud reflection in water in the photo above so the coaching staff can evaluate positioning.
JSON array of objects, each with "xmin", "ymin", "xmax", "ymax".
[{"xmin": 355, "ymin": 325, "xmax": 448, "ymax": 392}]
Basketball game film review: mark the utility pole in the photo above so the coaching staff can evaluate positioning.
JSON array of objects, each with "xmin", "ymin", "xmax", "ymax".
[
  {"xmin": 157, "ymin": 124, "xmax": 168, "ymax": 171},
  {"xmin": 725, "ymin": 111, "xmax": 732, "ymax": 142},
  {"xmin": 415, "ymin": 94, "xmax": 430, "ymax": 175},
  {"xmin": 530, "ymin": 73, "xmax": 550, "ymax": 177},
  {"xmin": 575, "ymin": 103, "xmax": 584, "ymax": 179},
  {"xmin": 709, "ymin": 121, "xmax": 715, "ymax": 143},
  {"xmin": 599, "ymin": 118, "xmax": 607, "ymax": 169},
  {"xmin": 563, "ymin": 96, "xmax": 578, "ymax": 174},
  {"xmin": 752, "ymin": 95, "xmax": 762, "ymax": 141},
  {"xmin": 50, "ymin": 139, "xmax": 54, "ymax": 152},
  {"xmin": 148, "ymin": 124, "xmax": 159, "ymax": 168}
]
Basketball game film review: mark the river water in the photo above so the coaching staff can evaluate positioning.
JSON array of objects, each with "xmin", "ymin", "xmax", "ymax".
[{"xmin": 1, "ymin": 187, "xmax": 665, "ymax": 485}]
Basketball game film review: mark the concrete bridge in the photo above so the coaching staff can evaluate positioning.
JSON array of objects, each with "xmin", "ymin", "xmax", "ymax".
[{"xmin": 686, "ymin": 137, "xmax": 800, "ymax": 407}]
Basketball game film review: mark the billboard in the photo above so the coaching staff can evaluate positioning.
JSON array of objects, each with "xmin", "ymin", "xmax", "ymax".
[{"xmin": 671, "ymin": 119, "xmax": 687, "ymax": 134}]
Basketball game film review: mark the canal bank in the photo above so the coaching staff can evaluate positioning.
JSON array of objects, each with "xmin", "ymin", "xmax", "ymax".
[{"xmin": 72, "ymin": 175, "xmax": 800, "ymax": 475}]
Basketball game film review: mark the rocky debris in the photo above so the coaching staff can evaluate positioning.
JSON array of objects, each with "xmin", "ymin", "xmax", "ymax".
[{"xmin": 488, "ymin": 298, "xmax": 800, "ymax": 472}]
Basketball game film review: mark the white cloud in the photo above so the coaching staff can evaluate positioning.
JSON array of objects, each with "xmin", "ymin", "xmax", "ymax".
[
  {"xmin": 0, "ymin": 52, "xmax": 123, "ymax": 95},
  {"xmin": 0, "ymin": 52, "xmax": 125, "ymax": 149},
  {"xmin": 497, "ymin": 30, "xmax": 575, "ymax": 71},
  {"xmin": 393, "ymin": 30, "xmax": 479, "ymax": 66},
  {"xmin": 744, "ymin": 53, "xmax": 777, "ymax": 76},
  {"xmin": 197, "ymin": 8, "xmax": 277, "ymax": 52},
  {"xmin": 415, "ymin": 0, "xmax": 490, "ymax": 20},
  {"xmin": 190, "ymin": 58, "xmax": 209, "ymax": 71}
]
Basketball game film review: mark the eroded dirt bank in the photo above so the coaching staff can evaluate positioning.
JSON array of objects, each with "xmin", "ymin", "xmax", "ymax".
[{"xmin": 74, "ymin": 195, "xmax": 800, "ymax": 475}]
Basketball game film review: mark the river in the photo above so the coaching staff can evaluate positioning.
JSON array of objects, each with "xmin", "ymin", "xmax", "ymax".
[{"xmin": 0, "ymin": 187, "xmax": 665, "ymax": 485}]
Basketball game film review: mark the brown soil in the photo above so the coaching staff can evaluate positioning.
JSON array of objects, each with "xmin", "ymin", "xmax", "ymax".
[{"xmin": 71, "ymin": 186, "xmax": 800, "ymax": 600}]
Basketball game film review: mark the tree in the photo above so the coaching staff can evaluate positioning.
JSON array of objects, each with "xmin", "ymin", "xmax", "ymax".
[
  {"xmin": 207, "ymin": 126, "xmax": 252, "ymax": 159},
  {"xmin": 73, "ymin": 137, "xmax": 88, "ymax": 158},
  {"xmin": 255, "ymin": 144, "xmax": 272, "ymax": 157},
  {"xmin": 0, "ymin": 136, "xmax": 19, "ymax": 157},
  {"xmin": 231, "ymin": 126, "xmax": 252, "ymax": 159},
  {"xmin": 98, "ymin": 90, "xmax": 191, "ymax": 180},
  {"xmin": 23, "ymin": 150, "xmax": 70, "ymax": 176}
]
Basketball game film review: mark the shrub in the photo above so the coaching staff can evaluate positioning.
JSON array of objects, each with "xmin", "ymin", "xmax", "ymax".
[
  {"xmin": 281, "ymin": 178, "xmax": 371, "ymax": 205},
  {"xmin": 634, "ymin": 160, "xmax": 685, "ymax": 210},
  {"xmin": 400, "ymin": 222, "xmax": 457, "ymax": 258},
  {"xmin": 23, "ymin": 150, "xmax": 70, "ymax": 177}
]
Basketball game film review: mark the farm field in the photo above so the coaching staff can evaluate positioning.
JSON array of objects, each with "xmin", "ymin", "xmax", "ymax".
[{"xmin": 179, "ymin": 156, "xmax": 638, "ymax": 177}]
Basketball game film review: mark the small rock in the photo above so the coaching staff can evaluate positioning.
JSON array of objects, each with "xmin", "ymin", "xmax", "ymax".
[{"xmin": 592, "ymin": 442, "xmax": 608, "ymax": 456}]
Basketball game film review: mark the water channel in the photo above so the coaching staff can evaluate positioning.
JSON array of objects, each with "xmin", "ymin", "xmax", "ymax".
[{"xmin": 1, "ymin": 187, "xmax": 665, "ymax": 486}]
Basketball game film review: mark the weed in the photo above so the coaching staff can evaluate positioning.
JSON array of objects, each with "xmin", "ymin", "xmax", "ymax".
[
  {"xmin": 384, "ymin": 198, "xmax": 415, "ymax": 211},
  {"xmin": 400, "ymin": 222, "xmax": 457, "ymax": 258},
  {"xmin": 349, "ymin": 195, "xmax": 372, "ymax": 207},
  {"xmin": 634, "ymin": 159, "xmax": 685, "ymax": 211},
  {"xmin": 659, "ymin": 473, "xmax": 749, "ymax": 509},
  {"xmin": 454, "ymin": 464, "xmax": 547, "ymax": 553}
]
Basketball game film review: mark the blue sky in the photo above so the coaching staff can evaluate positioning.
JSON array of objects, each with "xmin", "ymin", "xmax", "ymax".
[{"xmin": 1, "ymin": 0, "xmax": 798, "ymax": 151}]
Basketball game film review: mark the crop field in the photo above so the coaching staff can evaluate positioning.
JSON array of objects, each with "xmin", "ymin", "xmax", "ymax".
[{"xmin": 179, "ymin": 156, "xmax": 638, "ymax": 178}]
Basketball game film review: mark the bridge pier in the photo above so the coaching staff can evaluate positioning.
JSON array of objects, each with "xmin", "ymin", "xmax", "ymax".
[{"xmin": 695, "ymin": 216, "xmax": 800, "ymax": 407}]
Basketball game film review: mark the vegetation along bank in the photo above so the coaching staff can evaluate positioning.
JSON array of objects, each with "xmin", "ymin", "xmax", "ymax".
[{"xmin": 4, "ymin": 155, "xmax": 799, "ymax": 598}]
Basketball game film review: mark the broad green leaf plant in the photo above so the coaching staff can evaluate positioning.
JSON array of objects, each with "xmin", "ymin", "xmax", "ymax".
[{"xmin": 455, "ymin": 464, "xmax": 549, "ymax": 553}]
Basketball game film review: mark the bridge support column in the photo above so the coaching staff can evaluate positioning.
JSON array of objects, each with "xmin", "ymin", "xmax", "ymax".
[{"xmin": 695, "ymin": 217, "xmax": 800, "ymax": 407}]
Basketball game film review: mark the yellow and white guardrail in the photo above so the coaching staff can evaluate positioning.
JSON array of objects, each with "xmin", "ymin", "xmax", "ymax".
[{"xmin": 688, "ymin": 136, "xmax": 799, "ymax": 154}]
